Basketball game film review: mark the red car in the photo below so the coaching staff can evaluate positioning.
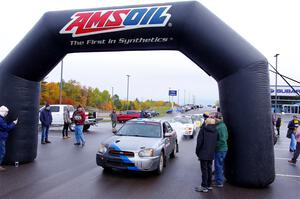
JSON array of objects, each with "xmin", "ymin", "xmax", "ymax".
[{"xmin": 117, "ymin": 110, "xmax": 141, "ymax": 123}]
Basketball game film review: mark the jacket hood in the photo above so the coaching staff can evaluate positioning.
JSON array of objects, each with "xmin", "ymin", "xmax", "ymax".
[
  {"xmin": 203, "ymin": 124, "xmax": 216, "ymax": 133},
  {"xmin": 0, "ymin": 106, "xmax": 9, "ymax": 117}
]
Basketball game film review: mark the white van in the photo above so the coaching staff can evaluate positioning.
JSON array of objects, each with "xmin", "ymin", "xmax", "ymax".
[{"xmin": 39, "ymin": 104, "xmax": 96, "ymax": 131}]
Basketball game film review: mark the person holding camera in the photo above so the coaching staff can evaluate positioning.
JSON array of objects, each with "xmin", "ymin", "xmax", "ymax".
[{"xmin": 0, "ymin": 105, "xmax": 18, "ymax": 171}]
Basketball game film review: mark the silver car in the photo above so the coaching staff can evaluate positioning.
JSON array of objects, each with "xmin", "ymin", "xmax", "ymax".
[{"xmin": 96, "ymin": 119, "xmax": 178, "ymax": 174}]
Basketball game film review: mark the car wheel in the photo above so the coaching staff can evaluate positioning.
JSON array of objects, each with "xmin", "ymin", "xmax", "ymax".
[
  {"xmin": 155, "ymin": 152, "xmax": 165, "ymax": 175},
  {"xmin": 69, "ymin": 123, "xmax": 75, "ymax": 132},
  {"xmin": 102, "ymin": 167, "xmax": 112, "ymax": 173},
  {"xmin": 83, "ymin": 124, "xmax": 90, "ymax": 131},
  {"xmin": 170, "ymin": 142, "xmax": 178, "ymax": 159}
]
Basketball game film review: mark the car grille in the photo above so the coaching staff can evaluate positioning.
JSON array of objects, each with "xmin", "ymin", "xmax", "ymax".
[
  {"xmin": 109, "ymin": 150, "xmax": 135, "ymax": 157},
  {"xmin": 106, "ymin": 158, "xmax": 135, "ymax": 168}
]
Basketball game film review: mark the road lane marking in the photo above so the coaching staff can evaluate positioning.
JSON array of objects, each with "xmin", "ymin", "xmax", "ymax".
[
  {"xmin": 276, "ymin": 174, "xmax": 300, "ymax": 178},
  {"xmin": 275, "ymin": 157, "xmax": 291, "ymax": 160}
]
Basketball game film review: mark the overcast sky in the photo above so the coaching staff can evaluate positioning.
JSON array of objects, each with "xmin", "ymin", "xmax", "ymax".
[{"xmin": 1, "ymin": 0, "xmax": 299, "ymax": 105}]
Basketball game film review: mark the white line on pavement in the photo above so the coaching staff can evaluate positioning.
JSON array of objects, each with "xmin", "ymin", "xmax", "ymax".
[
  {"xmin": 276, "ymin": 174, "xmax": 300, "ymax": 178},
  {"xmin": 275, "ymin": 157, "xmax": 291, "ymax": 160}
]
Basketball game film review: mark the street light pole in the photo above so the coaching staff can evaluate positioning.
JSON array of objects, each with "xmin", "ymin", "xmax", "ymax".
[
  {"xmin": 274, "ymin": 54, "xmax": 280, "ymax": 113},
  {"xmin": 184, "ymin": 89, "xmax": 186, "ymax": 105},
  {"xmin": 59, "ymin": 59, "xmax": 63, "ymax": 104},
  {"xmin": 178, "ymin": 89, "xmax": 180, "ymax": 106},
  {"xmin": 111, "ymin": 86, "xmax": 114, "ymax": 108},
  {"xmin": 126, "ymin": 75, "xmax": 130, "ymax": 111}
]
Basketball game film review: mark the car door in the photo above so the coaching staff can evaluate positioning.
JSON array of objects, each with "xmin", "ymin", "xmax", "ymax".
[
  {"xmin": 163, "ymin": 122, "xmax": 175, "ymax": 156},
  {"xmin": 165, "ymin": 122, "xmax": 176, "ymax": 152},
  {"xmin": 50, "ymin": 105, "xmax": 62, "ymax": 125}
]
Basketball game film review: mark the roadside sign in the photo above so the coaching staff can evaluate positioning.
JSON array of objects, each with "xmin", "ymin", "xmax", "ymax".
[{"xmin": 169, "ymin": 90, "xmax": 177, "ymax": 96}]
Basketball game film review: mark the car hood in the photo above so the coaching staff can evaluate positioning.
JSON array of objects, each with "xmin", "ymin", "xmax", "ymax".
[{"xmin": 103, "ymin": 136, "xmax": 162, "ymax": 152}]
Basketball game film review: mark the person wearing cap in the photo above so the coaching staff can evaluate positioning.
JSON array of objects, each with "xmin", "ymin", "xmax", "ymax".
[
  {"xmin": 72, "ymin": 105, "xmax": 86, "ymax": 146},
  {"xmin": 202, "ymin": 112, "xmax": 209, "ymax": 127},
  {"xmin": 213, "ymin": 113, "xmax": 228, "ymax": 188},
  {"xmin": 287, "ymin": 115, "xmax": 299, "ymax": 152},
  {"xmin": 288, "ymin": 126, "xmax": 300, "ymax": 165},
  {"xmin": 0, "ymin": 105, "xmax": 18, "ymax": 171},
  {"xmin": 39, "ymin": 103, "xmax": 52, "ymax": 144},
  {"xmin": 195, "ymin": 117, "xmax": 217, "ymax": 193}
]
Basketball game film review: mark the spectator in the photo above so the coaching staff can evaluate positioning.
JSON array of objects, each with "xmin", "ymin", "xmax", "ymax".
[
  {"xmin": 195, "ymin": 118, "xmax": 218, "ymax": 193},
  {"xmin": 62, "ymin": 107, "xmax": 71, "ymax": 139},
  {"xmin": 213, "ymin": 114, "xmax": 228, "ymax": 188},
  {"xmin": 39, "ymin": 103, "xmax": 52, "ymax": 144},
  {"xmin": 140, "ymin": 109, "xmax": 146, "ymax": 118},
  {"xmin": 287, "ymin": 115, "xmax": 299, "ymax": 152},
  {"xmin": 275, "ymin": 115, "xmax": 282, "ymax": 136},
  {"xmin": 72, "ymin": 105, "xmax": 86, "ymax": 146},
  {"xmin": 110, "ymin": 109, "xmax": 118, "ymax": 133},
  {"xmin": 0, "ymin": 106, "xmax": 18, "ymax": 171},
  {"xmin": 288, "ymin": 126, "xmax": 300, "ymax": 165}
]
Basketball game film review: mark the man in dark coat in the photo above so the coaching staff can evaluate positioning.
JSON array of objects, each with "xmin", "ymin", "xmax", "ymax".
[
  {"xmin": 39, "ymin": 103, "xmax": 52, "ymax": 144},
  {"xmin": 275, "ymin": 115, "xmax": 281, "ymax": 136},
  {"xmin": 0, "ymin": 106, "xmax": 18, "ymax": 171},
  {"xmin": 195, "ymin": 118, "xmax": 218, "ymax": 193}
]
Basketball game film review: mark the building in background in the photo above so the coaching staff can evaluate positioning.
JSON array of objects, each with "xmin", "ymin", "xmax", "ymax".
[{"xmin": 270, "ymin": 85, "xmax": 300, "ymax": 114}]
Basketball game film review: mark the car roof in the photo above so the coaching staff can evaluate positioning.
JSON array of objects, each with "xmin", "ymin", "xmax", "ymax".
[{"xmin": 129, "ymin": 118, "xmax": 166, "ymax": 124}]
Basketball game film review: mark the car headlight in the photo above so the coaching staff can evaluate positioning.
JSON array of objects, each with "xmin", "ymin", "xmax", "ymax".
[
  {"xmin": 185, "ymin": 127, "xmax": 193, "ymax": 132},
  {"xmin": 139, "ymin": 148, "xmax": 155, "ymax": 157},
  {"xmin": 98, "ymin": 144, "xmax": 107, "ymax": 154}
]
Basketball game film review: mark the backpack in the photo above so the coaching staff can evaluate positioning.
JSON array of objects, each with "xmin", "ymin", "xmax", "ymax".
[{"xmin": 286, "ymin": 129, "xmax": 293, "ymax": 139}]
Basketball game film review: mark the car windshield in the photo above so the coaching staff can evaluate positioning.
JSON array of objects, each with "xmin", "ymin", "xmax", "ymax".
[
  {"xmin": 117, "ymin": 122, "xmax": 161, "ymax": 138},
  {"xmin": 174, "ymin": 117, "xmax": 192, "ymax": 124}
]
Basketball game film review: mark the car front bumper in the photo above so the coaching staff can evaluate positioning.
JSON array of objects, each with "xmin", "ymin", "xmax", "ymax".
[{"xmin": 96, "ymin": 152, "xmax": 160, "ymax": 171}]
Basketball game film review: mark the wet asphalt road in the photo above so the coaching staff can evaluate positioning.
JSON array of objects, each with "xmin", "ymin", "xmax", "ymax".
[{"xmin": 0, "ymin": 111, "xmax": 300, "ymax": 199}]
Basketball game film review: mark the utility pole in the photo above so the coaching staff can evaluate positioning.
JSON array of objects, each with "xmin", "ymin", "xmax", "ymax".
[
  {"xmin": 274, "ymin": 54, "xmax": 280, "ymax": 113},
  {"xmin": 178, "ymin": 89, "xmax": 180, "ymax": 106},
  {"xmin": 111, "ymin": 86, "xmax": 114, "ymax": 108},
  {"xmin": 59, "ymin": 59, "xmax": 63, "ymax": 104},
  {"xmin": 126, "ymin": 75, "xmax": 130, "ymax": 111},
  {"xmin": 168, "ymin": 87, "xmax": 171, "ymax": 103},
  {"xmin": 184, "ymin": 89, "xmax": 186, "ymax": 105}
]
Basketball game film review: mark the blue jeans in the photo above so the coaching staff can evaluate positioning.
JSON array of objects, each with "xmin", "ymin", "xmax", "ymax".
[
  {"xmin": 0, "ymin": 140, "xmax": 6, "ymax": 165},
  {"xmin": 290, "ymin": 133, "xmax": 296, "ymax": 151},
  {"xmin": 41, "ymin": 125, "xmax": 50, "ymax": 142},
  {"xmin": 214, "ymin": 151, "xmax": 227, "ymax": 185},
  {"xmin": 74, "ymin": 125, "xmax": 85, "ymax": 144}
]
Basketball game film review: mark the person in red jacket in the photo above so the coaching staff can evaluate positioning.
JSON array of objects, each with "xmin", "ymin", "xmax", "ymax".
[{"xmin": 72, "ymin": 105, "xmax": 86, "ymax": 146}]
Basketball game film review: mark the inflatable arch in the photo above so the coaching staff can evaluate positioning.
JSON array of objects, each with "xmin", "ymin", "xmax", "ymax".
[{"xmin": 0, "ymin": 1, "xmax": 274, "ymax": 187}]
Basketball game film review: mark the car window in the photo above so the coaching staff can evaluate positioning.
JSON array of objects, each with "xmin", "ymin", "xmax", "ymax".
[
  {"xmin": 165, "ymin": 122, "xmax": 173, "ymax": 133},
  {"xmin": 117, "ymin": 122, "xmax": 161, "ymax": 138},
  {"xmin": 50, "ymin": 106, "xmax": 60, "ymax": 112},
  {"xmin": 68, "ymin": 106, "xmax": 75, "ymax": 112}
]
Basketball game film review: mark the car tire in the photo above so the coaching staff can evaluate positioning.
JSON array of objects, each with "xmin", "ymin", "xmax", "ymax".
[
  {"xmin": 170, "ymin": 142, "xmax": 178, "ymax": 159},
  {"xmin": 69, "ymin": 123, "xmax": 75, "ymax": 132},
  {"xmin": 155, "ymin": 152, "xmax": 165, "ymax": 175},
  {"xmin": 83, "ymin": 124, "xmax": 90, "ymax": 131},
  {"xmin": 102, "ymin": 167, "xmax": 112, "ymax": 173}
]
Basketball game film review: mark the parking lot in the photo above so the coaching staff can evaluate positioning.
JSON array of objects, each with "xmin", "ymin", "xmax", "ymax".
[{"xmin": 0, "ymin": 111, "xmax": 300, "ymax": 199}]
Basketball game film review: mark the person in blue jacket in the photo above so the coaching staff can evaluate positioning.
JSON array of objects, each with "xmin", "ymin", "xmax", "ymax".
[
  {"xmin": 39, "ymin": 103, "xmax": 52, "ymax": 144},
  {"xmin": 0, "ymin": 105, "xmax": 18, "ymax": 171}
]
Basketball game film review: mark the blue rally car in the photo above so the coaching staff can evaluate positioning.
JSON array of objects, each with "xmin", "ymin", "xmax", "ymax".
[{"xmin": 96, "ymin": 119, "xmax": 178, "ymax": 174}]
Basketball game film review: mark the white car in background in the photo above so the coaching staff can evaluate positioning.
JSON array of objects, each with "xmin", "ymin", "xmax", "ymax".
[
  {"xmin": 39, "ymin": 104, "xmax": 97, "ymax": 131},
  {"xmin": 169, "ymin": 116, "xmax": 199, "ymax": 139}
]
